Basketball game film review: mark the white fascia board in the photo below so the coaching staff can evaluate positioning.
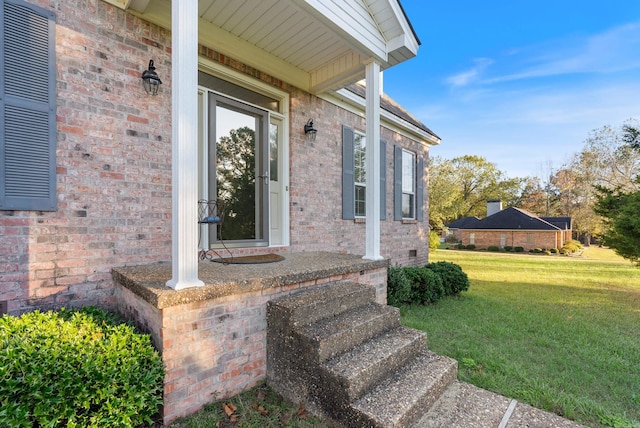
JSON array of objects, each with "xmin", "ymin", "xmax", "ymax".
[{"xmin": 325, "ymin": 88, "xmax": 441, "ymax": 146}]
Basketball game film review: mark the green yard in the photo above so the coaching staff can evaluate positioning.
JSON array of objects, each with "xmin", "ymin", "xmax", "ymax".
[{"xmin": 401, "ymin": 247, "xmax": 640, "ymax": 428}]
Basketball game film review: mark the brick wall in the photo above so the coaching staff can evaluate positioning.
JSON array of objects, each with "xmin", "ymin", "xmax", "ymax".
[
  {"xmin": 287, "ymin": 96, "xmax": 431, "ymax": 267},
  {"xmin": 460, "ymin": 230, "xmax": 562, "ymax": 251},
  {"xmin": 1, "ymin": 0, "xmax": 172, "ymax": 314},
  {"xmin": 1, "ymin": 0, "xmax": 430, "ymax": 315},
  {"xmin": 116, "ymin": 267, "xmax": 387, "ymax": 424}
]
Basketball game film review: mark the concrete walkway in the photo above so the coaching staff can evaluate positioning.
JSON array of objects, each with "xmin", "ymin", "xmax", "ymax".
[{"xmin": 416, "ymin": 381, "xmax": 588, "ymax": 428}]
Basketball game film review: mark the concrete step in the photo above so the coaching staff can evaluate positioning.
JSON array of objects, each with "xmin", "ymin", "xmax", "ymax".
[
  {"xmin": 268, "ymin": 281, "xmax": 376, "ymax": 327},
  {"xmin": 349, "ymin": 351, "xmax": 458, "ymax": 428},
  {"xmin": 322, "ymin": 326, "xmax": 428, "ymax": 403},
  {"xmin": 298, "ymin": 303, "xmax": 401, "ymax": 362}
]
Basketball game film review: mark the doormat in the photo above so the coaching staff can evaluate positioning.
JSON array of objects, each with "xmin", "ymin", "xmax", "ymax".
[{"xmin": 212, "ymin": 253, "xmax": 285, "ymax": 264}]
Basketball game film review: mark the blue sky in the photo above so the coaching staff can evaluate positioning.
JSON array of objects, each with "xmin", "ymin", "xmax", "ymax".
[{"xmin": 384, "ymin": 1, "xmax": 640, "ymax": 179}]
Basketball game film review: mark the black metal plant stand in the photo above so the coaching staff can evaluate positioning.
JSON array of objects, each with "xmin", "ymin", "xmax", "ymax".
[{"xmin": 197, "ymin": 199, "xmax": 233, "ymax": 262}]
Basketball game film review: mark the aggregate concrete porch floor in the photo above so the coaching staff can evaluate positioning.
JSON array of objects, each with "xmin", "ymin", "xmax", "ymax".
[{"xmin": 112, "ymin": 251, "xmax": 388, "ymax": 309}]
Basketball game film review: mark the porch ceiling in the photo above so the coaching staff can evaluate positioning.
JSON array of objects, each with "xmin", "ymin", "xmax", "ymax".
[{"xmin": 120, "ymin": 0, "xmax": 420, "ymax": 93}]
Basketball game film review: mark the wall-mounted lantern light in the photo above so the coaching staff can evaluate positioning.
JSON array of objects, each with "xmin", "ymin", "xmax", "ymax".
[
  {"xmin": 141, "ymin": 60, "xmax": 162, "ymax": 95},
  {"xmin": 304, "ymin": 118, "xmax": 317, "ymax": 141}
]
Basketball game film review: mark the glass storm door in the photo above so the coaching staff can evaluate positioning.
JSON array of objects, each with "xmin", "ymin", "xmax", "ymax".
[{"xmin": 208, "ymin": 94, "xmax": 269, "ymax": 246}]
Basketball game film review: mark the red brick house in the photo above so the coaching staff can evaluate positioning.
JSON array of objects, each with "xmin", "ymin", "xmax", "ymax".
[
  {"xmin": 455, "ymin": 206, "xmax": 572, "ymax": 251},
  {"xmin": 0, "ymin": 0, "xmax": 439, "ymax": 422}
]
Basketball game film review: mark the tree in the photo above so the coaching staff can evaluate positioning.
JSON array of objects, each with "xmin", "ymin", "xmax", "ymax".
[
  {"xmin": 594, "ymin": 120, "xmax": 640, "ymax": 265},
  {"xmin": 512, "ymin": 176, "xmax": 549, "ymax": 215},
  {"xmin": 428, "ymin": 155, "xmax": 523, "ymax": 230},
  {"xmin": 595, "ymin": 185, "xmax": 640, "ymax": 265},
  {"xmin": 216, "ymin": 126, "xmax": 256, "ymax": 240},
  {"xmin": 559, "ymin": 120, "xmax": 640, "ymax": 244}
]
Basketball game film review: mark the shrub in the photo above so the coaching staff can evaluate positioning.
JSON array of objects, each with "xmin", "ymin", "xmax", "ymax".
[
  {"xmin": 465, "ymin": 244, "xmax": 476, "ymax": 250},
  {"xmin": 550, "ymin": 248, "xmax": 559, "ymax": 254},
  {"xmin": 426, "ymin": 261, "xmax": 470, "ymax": 295},
  {"xmin": 487, "ymin": 245, "xmax": 500, "ymax": 252},
  {"xmin": 387, "ymin": 265, "xmax": 414, "ymax": 307},
  {"xmin": 0, "ymin": 307, "xmax": 164, "ymax": 428},
  {"xmin": 404, "ymin": 266, "xmax": 445, "ymax": 304},
  {"xmin": 429, "ymin": 230, "xmax": 441, "ymax": 251},
  {"xmin": 456, "ymin": 243, "xmax": 465, "ymax": 250},
  {"xmin": 561, "ymin": 239, "xmax": 584, "ymax": 254},
  {"xmin": 514, "ymin": 246, "xmax": 525, "ymax": 252},
  {"xmin": 504, "ymin": 246, "xmax": 513, "ymax": 252}
]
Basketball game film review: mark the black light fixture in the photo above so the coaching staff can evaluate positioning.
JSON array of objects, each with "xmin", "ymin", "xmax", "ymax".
[
  {"xmin": 141, "ymin": 60, "xmax": 162, "ymax": 95},
  {"xmin": 304, "ymin": 118, "xmax": 317, "ymax": 141}
]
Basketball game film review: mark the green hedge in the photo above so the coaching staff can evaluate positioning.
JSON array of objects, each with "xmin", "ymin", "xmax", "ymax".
[
  {"xmin": 425, "ymin": 261, "xmax": 470, "ymax": 295},
  {"xmin": 0, "ymin": 307, "xmax": 164, "ymax": 428},
  {"xmin": 387, "ymin": 261, "xmax": 470, "ymax": 307}
]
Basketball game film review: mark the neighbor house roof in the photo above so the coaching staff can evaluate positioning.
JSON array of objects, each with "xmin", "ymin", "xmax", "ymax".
[
  {"xmin": 447, "ymin": 216, "xmax": 480, "ymax": 229},
  {"xmin": 540, "ymin": 216, "xmax": 572, "ymax": 230},
  {"xmin": 461, "ymin": 207, "xmax": 562, "ymax": 231}
]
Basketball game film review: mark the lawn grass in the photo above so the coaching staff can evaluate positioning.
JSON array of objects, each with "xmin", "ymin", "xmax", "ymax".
[{"xmin": 401, "ymin": 247, "xmax": 640, "ymax": 428}]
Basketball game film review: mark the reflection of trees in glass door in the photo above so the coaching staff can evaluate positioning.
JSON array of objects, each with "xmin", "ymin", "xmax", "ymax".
[{"xmin": 209, "ymin": 95, "xmax": 269, "ymax": 246}]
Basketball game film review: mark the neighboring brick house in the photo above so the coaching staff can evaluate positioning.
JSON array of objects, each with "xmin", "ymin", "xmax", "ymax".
[
  {"xmin": 0, "ymin": 1, "xmax": 439, "ymax": 313},
  {"xmin": 454, "ymin": 206, "xmax": 572, "ymax": 251}
]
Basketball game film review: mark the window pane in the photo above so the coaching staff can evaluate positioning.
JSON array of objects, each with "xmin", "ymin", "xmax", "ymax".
[
  {"xmin": 269, "ymin": 122, "xmax": 278, "ymax": 181},
  {"xmin": 402, "ymin": 151, "xmax": 414, "ymax": 193},
  {"xmin": 402, "ymin": 194, "xmax": 414, "ymax": 218},
  {"xmin": 355, "ymin": 184, "xmax": 366, "ymax": 217},
  {"xmin": 354, "ymin": 133, "xmax": 366, "ymax": 184},
  {"xmin": 354, "ymin": 132, "xmax": 366, "ymax": 217}
]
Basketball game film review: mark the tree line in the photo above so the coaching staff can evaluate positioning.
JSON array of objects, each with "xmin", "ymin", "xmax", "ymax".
[{"xmin": 429, "ymin": 118, "xmax": 640, "ymax": 265}]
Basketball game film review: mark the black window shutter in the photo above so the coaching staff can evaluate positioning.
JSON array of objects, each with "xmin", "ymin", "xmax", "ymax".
[
  {"xmin": 342, "ymin": 125, "xmax": 355, "ymax": 219},
  {"xmin": 417, "ymin": 155, "xmax": 424, "ymax": 221},
  {"xmin": 393, "ymin": 144, "xmax": 402, "ymax": 220},
  {"xmin": 1, "ymin": 0, "xmax": 56, "ymax": 211},
  {"xmin": 380, "ymin": 139, "xmax": 386, "ymax": 220}
]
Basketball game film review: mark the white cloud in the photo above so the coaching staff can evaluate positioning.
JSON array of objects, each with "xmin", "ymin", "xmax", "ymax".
[
  {"xmin": 485, "ymin": 22, "xmax": 640, "ymax": 84},
  {"xmin": 444, "ymin": 57, "xmax": 493, "ymax": 87}
]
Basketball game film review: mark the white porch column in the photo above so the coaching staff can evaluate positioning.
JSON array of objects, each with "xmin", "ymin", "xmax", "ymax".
[
  {"xmin": 166, "ymin": 0, "xmax": 204, "ymax": 289},
  {"xmin": 364, "ymin": 61, "xmax": 383, "ymax": 260}
]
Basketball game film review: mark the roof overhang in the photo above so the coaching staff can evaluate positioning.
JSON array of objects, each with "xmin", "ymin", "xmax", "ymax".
[{"xmin": 103, "ymin": 0, "xmax": 420, "ymax": 93}]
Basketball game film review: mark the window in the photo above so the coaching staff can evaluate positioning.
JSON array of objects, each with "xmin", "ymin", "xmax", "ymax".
[
  {"xmin": 401, "ymin": 149, "xmax": 415, "ymax": 218},
  {"xmin": 470, "ymin": 233, "xmax": 475, "ymax": 245},
  {"xmin": 394, "ymin": 145, "xmax": 423, "ymax": 221},
  {"xmin": 341, "ymin": 125, "xmax": 386, "ymax": 220},
  {"xmin": 354, "ymin": 132, "xmax": 366, "ymax": 217},
  {"xmin": 1, "ymin": 0, "xmax": 56, "ymax": 211}
]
